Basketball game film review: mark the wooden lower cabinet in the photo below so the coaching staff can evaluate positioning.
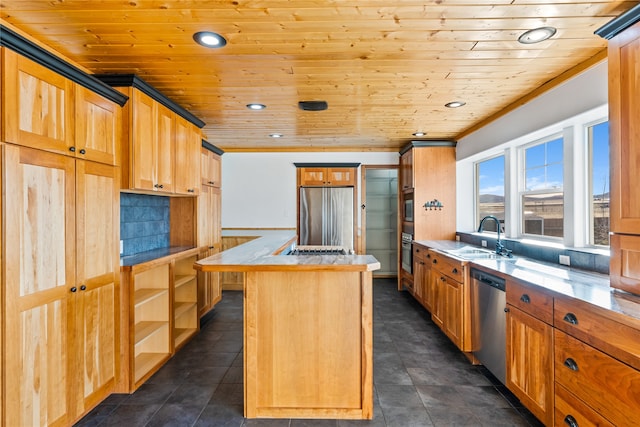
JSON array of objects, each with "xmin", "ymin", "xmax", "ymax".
[
  {"xmin": 506, "ymin": 306, "xmax": 554, "ymax": 426},
  {"xmin": 198, "ymin": 248, "xmax": 222, "ymax": 318},
  {"xmin": 428, "ymin": 251, "xmax": 468, "ymax": 351},
  {"xmin": 2, "ymin": 144, "xmax": 120, "ymax": 425},
  {"xmin": 173, "ymin": 254, "xmax": 199, "ymax": 350},
  {"xmin": 555, "ymin": 383, "xmax": 615, "ymax": 427}
]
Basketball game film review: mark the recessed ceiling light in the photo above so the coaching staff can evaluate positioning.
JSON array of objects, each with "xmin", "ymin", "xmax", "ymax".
[
  {"xmin": 246, "ymin": 103, "xmax": 266, "ymax": 110},
  {"xmin": 412, "ymin": 132, "xmax": 426, "ymax": 137},
  {"xmin": 269, "ymin": 133, "xmax": 283, "ymax": 138},
  {"xmin": 445, "ymin": 101, "xmax": 466, "ymax": 108},
  {"xmin": 518, "ymin": 27, "xmax": 556, "ymax": 44},
  {"xmin": 193, "ymin": 31, "xmax": 227, "ymax": 48}
]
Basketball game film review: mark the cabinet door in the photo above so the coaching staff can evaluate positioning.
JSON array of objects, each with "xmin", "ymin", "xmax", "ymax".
[
  {"xmin": 75, "ymin": 85, "xmax": 121, "ymax": 166},
  {"xmin": 2, "ymin": 145, "xmax": 75, "ymax": 427},
  {"xmin": 400, "ymin": 149, "xmax": 413, "ymax": 190},
  {"xmin": 413, "ymin": 252, "xmax": 424, "ymax": 302},
  {"xmin": 198, "ymin": 248, "xmax": 221, "ymax": 318},
  {"xmin": 608, "ymin": 21, "xmax": 640, "ymax": 234},
  {"xmin": 201, "ymin": 148, "xmax": 221, "ymax": 188},
  {"xmin": 431, "ymin": 269, "xmax": 445, "ymax": 329},
  {"xmin": 327, "ymin": 168, "xmax": 355, "ymax": 186},
  {"xmin": 131, "ymin": 90, "xmax": 156, "ymax": 191},
  {"xmin": 155, "ymin": 103, "xmax": 175, "ymax": 193},
  {"xmin": 506, "ymin": 305, "xmax": 553, "ymax": 426},
  {"xmin": 2, "ymin": 48, "xmax": 74, "ymax": 154},
  {"xmin": 299, "ymin": 167, "xmax": 326, "ymax": 185},
  {"xmin": 422, "ymin": 253, "xmax": 434, "ymax": 312},
  {"xmin": 442, "ymin": 277, "xmax": 463, "ymax": 349},
  {"xmin": 174, "ymin": 116, "xmax": 200, "ymax": 195},
  {"xmin": 70, "ymin": 160, "xmax": 119, "ymax": 418}
]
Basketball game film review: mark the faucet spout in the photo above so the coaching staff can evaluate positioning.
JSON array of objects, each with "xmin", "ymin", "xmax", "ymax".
[{"xmin": 478, "ymin": 215, "xmax": 511, "ymax": 257}]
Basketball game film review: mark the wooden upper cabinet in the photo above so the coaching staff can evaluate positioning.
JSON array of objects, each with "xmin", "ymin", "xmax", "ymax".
[
  {"xmin": 400, "ymin": 149, "xmax": 413, "ymax": 191},
  {"xmin": 608, "ymin": 20, "xmax": 640, "ymax": 234},
  {"xmin": 155, "ymin": 103, "xmax": 175, "ymax": 193},
  {"xmin": 1, "ymin": 48, "xmax": 74, "ymax": 154},
  {"xmin": 201, "ymin": 147, "xmax": 221, "ymax": 188},
  {"xmin": 75, "ymin": 85, "xmax": 121, "ymax": 166},
  {"xmin": 298, "ymin": 167, "xmax": 356, "ymax": 186},
  {"xmin": 174, "ymin": 115, "xmax": 200, "ymax": 195},
  {"xmin": 129, "ymin": 89, "xmax": 156, "ymax": 191}
]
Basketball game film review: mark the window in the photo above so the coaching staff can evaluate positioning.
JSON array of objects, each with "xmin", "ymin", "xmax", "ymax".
[
  {"xmin": 588, "ymin": 121, "xmax": 609, "ymax": 246},
  {"xmin": 476, "ymin": 156, "xmax": 505, "ymax": 232},
  {"xmin": 521, "ymin": 136, "xmax": 564, "ymax": 238}
]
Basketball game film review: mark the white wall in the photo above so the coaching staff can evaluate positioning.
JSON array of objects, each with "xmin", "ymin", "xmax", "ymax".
[
  {"xmin": 455, "ymin": 60, "xmax": 608, "ymax": 232},
  {"xmin": 221, "ymin": 152, "xmax": 398, "ymax": 229}
]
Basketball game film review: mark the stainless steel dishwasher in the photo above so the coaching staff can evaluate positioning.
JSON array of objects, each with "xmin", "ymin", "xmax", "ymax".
[{"xmin": 471, "ymin": 268, "xmax": 507, "ymax": 384}]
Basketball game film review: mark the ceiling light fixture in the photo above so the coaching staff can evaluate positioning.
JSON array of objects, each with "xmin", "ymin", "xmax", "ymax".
[
  {"xmin": 412, "ymin": 132, "xmax": 426, "ymax": 137},
  {"xmin": 246, "ymin": 103, "xmax": 266, "ymax": 110},
  {"xmin": 269, "ymin": 133, "xmax": 283, "ymax": 138},
  {"xmin": 518, "ymin": 26, "xmax": 557, "ymax": 44},
  {"xmin": 193, "ymin": 31, "xmax": 227, "ymax": 48},
  {"xmin": 445, "ymin": 101, "xmax": 466, "ymax": 108}
]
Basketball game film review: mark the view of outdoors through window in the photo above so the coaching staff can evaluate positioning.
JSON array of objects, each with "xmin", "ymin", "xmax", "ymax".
[
  {"xmin": 477, "ymin": 156, "xmax": 505, "ymax": 232},
  {"xmin": 589, "ymin": 121, "xmax": 610, "ymax": 246},
  {"xmin": 523, "ymin": 137, "xmax": 564, "ymax": 238}
]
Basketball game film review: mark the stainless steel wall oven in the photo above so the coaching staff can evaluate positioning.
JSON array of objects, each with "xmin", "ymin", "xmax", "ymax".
[{"xmin": 401, "ymin": 232, "xmax": 413, "ymax": 274}]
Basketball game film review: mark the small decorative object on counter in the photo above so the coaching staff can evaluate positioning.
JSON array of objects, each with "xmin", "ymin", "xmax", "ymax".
[{"xmin": 424, "ymin": 199, "xmax": 443, "ymax": 210}]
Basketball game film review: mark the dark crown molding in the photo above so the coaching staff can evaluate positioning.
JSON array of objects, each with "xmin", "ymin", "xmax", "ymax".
[
  {"xmin": 293, "ymin": 163, "xmax": 360, "ymax": 168},
  {"xmin": 399, "ymin": 140, "xmax": 457, "ymax": 155},
  {"xmin": 94, "ymin": 74, "xmax": 206, "ymax": 128},
  {"xmin": 202, "ymin": 140, "xmax": 224, "ymax": 155},
  {"xmin": 595, "ymin": 3, "xmax": 640, "ymax": 40},
  {"xmin": 0, "ymin": 24, "xmax": 128, "ymax": 106}
]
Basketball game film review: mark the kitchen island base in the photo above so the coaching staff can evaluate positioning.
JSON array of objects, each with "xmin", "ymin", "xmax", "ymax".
[{"xmin": 244, "ymin": 270, "xmax": 373, "ymax": 419}]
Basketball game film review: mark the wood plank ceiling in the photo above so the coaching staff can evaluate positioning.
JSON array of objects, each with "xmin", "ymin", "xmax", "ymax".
[{"xmin": 0, "ymin": 1, "xmax": 635, "ymax": 152}]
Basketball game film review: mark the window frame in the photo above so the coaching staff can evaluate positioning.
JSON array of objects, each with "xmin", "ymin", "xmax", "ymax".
[
  {"xmin": 518, "ymin": 133, "xmax": 565, "ymax": 241},
  {"xmin": 475, "ymin": 154, "xmax": 506, "ymax": 234},
  {"xmin": 585, "ymin": 118, "xmax": 610, "ymax": 248}
]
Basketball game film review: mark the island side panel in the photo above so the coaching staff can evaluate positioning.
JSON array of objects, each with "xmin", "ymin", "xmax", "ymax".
[{"xmin": 244, "ymin": 270, "xmax": 373, "ymax": 419}]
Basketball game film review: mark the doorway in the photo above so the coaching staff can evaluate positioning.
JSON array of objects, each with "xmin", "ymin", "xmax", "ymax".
[{"xmin": 360, "ymin": 165, "xmax": 399, "ymax": 277}]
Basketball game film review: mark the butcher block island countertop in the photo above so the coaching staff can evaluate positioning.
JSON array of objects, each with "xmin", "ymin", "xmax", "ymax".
[{"xmin": 195, "ymin": 230, "xmax": 380, "ymax": 420}]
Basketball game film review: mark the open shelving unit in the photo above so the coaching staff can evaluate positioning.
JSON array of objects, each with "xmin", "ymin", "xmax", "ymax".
[
  {"xmin": 132, "ymin": 263, "xmax": 171, "ymax": 385},
  {"xmin": 173, "ymin": 254, "xmax": 199, "ymax": 351}
]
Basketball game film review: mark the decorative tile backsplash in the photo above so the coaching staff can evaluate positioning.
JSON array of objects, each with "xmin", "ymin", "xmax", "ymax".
[
  {"xmin": 120, "ymin": 193, "xmax": 170, "ymax": 257},
  {"xmin": 457, "ymin": 232, "xmax": 610, "ymax": 275}
]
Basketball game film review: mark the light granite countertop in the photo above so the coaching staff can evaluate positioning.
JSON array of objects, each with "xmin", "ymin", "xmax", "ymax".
[
  {"xmin": 196, "ymin": 230, "xmax": 380, "ymax": 272},
  {"xmin": 415, "ymin": 239, "xmax": 640, "ymax": 326}
]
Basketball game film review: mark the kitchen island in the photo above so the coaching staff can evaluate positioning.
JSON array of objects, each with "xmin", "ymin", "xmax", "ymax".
[{"xmin": 194, "ymin": 230, "xmax": 380, "ymax": 420}]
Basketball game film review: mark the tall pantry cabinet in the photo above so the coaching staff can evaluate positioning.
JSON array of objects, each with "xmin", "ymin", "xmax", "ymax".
[
  {"xmin": 597, "ymin": 7, "xmax": 640, "ymax": 295},
  {"xmin": 1, "ymin": 37, "xmax": 126, "ymax": 426}
]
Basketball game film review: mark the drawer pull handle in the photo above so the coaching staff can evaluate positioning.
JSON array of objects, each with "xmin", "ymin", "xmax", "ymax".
[
  {"xmin": 563, "ymin": 313, "xmax": 578, "ymax": 325},
  {"xmin": 520, "ymin": 294, "xmax": 531, "ymax": 303},
  {"xmin": 564, "ymin": 358, "xmax": 579, "ymax": 371},
  {"xmin": 426, "ymin": 254, "xmax": 431, "ymax": 258},
  {"xmin": 452, "ymin": 268, "xmax": 458, "ymax": 274},
  {"xmin": 564, "ymin": 415, "xmax": 578, "ymax": 427},
  {"xmin": 433, "ymin": 259, "xmax": 438, "ymax": 264}
]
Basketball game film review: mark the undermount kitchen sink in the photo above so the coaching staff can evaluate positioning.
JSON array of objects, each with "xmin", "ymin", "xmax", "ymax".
[{"xmin": 446, "ymin": 246, "xmax": 516, "ymax": 260}]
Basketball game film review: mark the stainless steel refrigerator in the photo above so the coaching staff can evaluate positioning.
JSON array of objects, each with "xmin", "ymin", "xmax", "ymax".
[{"xmin": 299, "ymin": 186, "xmax": 354, "ymax": 251}]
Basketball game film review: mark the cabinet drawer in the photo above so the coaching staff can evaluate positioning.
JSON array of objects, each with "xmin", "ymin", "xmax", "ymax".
[
  {"xmin": 429, "ymin": 251, "xmax": 464, "ymax": 282},
  {"xmin": 506, "ymin": 280, "xmax": 553, "ymax": 324},
  {"xmin": 554, "ymin": 296, "xmax": 640, "ymax": 371},
  {"xmin": 555, "ymin": 330, "xmax": 640, "ymax": 426},
  {"xmin": 554, "ymin": 383, "xmax": 614, "ymax": 427}
]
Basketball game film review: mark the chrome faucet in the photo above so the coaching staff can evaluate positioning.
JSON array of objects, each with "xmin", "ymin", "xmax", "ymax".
[{"xmin": 477, "ymin": 215, "xmax": 512, "ymax": 257}]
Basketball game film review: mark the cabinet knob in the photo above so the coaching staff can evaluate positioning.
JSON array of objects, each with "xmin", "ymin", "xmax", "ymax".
[
  {"xmin": 452, "ymin": 268, "xmax": 458, "ymax": 274},
  {"xmin": 187, "ymin": 189, "xmax": 195, "ymax": 193},
  {"xmin": 433, "ymin": 259, "xmax": 438, "ymax": 264},
  {"xmin": 209, "ymin": 181, "xmax": 215, "ymax": 185},
  {"xmin": 563, "ymin": 313, "xmax": 578, "ymax": 325},
  {"xmin": 158, "ymin": 184, "xmax": 164, "ymax": 189},
  {"xmin": 564, "ymin": 415, "xmax": 579, "ymax": 427},
  {"xmin": 69, "ymin": 146, "xmax": 76, "ymax": 152},
  {"xmin": 70, "ymin": 287, "xmax": 77, "ymax": 292},
  {"xmin": 426, "ymin": 254, "xmax": 431, "ymax": 258},
  {"xmin": 563, "ymin": 358, "xmax": 579, "ymax": 371},
  {"xmin": 520, "ymin": 294, "xmax": 531, "ymax": 304},
  {"xmin": 79, "ymin": 148, "xmax": 86, "ymax": 155},
  {"xmin": 80, "ymin": 285, "xmax": 87, "ymax": 291}
]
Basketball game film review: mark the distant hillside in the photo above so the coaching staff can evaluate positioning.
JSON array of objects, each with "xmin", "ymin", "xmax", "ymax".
[{"xmin": 479, "ymin": 194, "xmax": 504, "ymax": 203}]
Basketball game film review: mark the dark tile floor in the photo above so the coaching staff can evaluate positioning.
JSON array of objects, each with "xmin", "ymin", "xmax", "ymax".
[{"xmin": 75, "ymin": 278, "xmax": 544, "ymax": 427}]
